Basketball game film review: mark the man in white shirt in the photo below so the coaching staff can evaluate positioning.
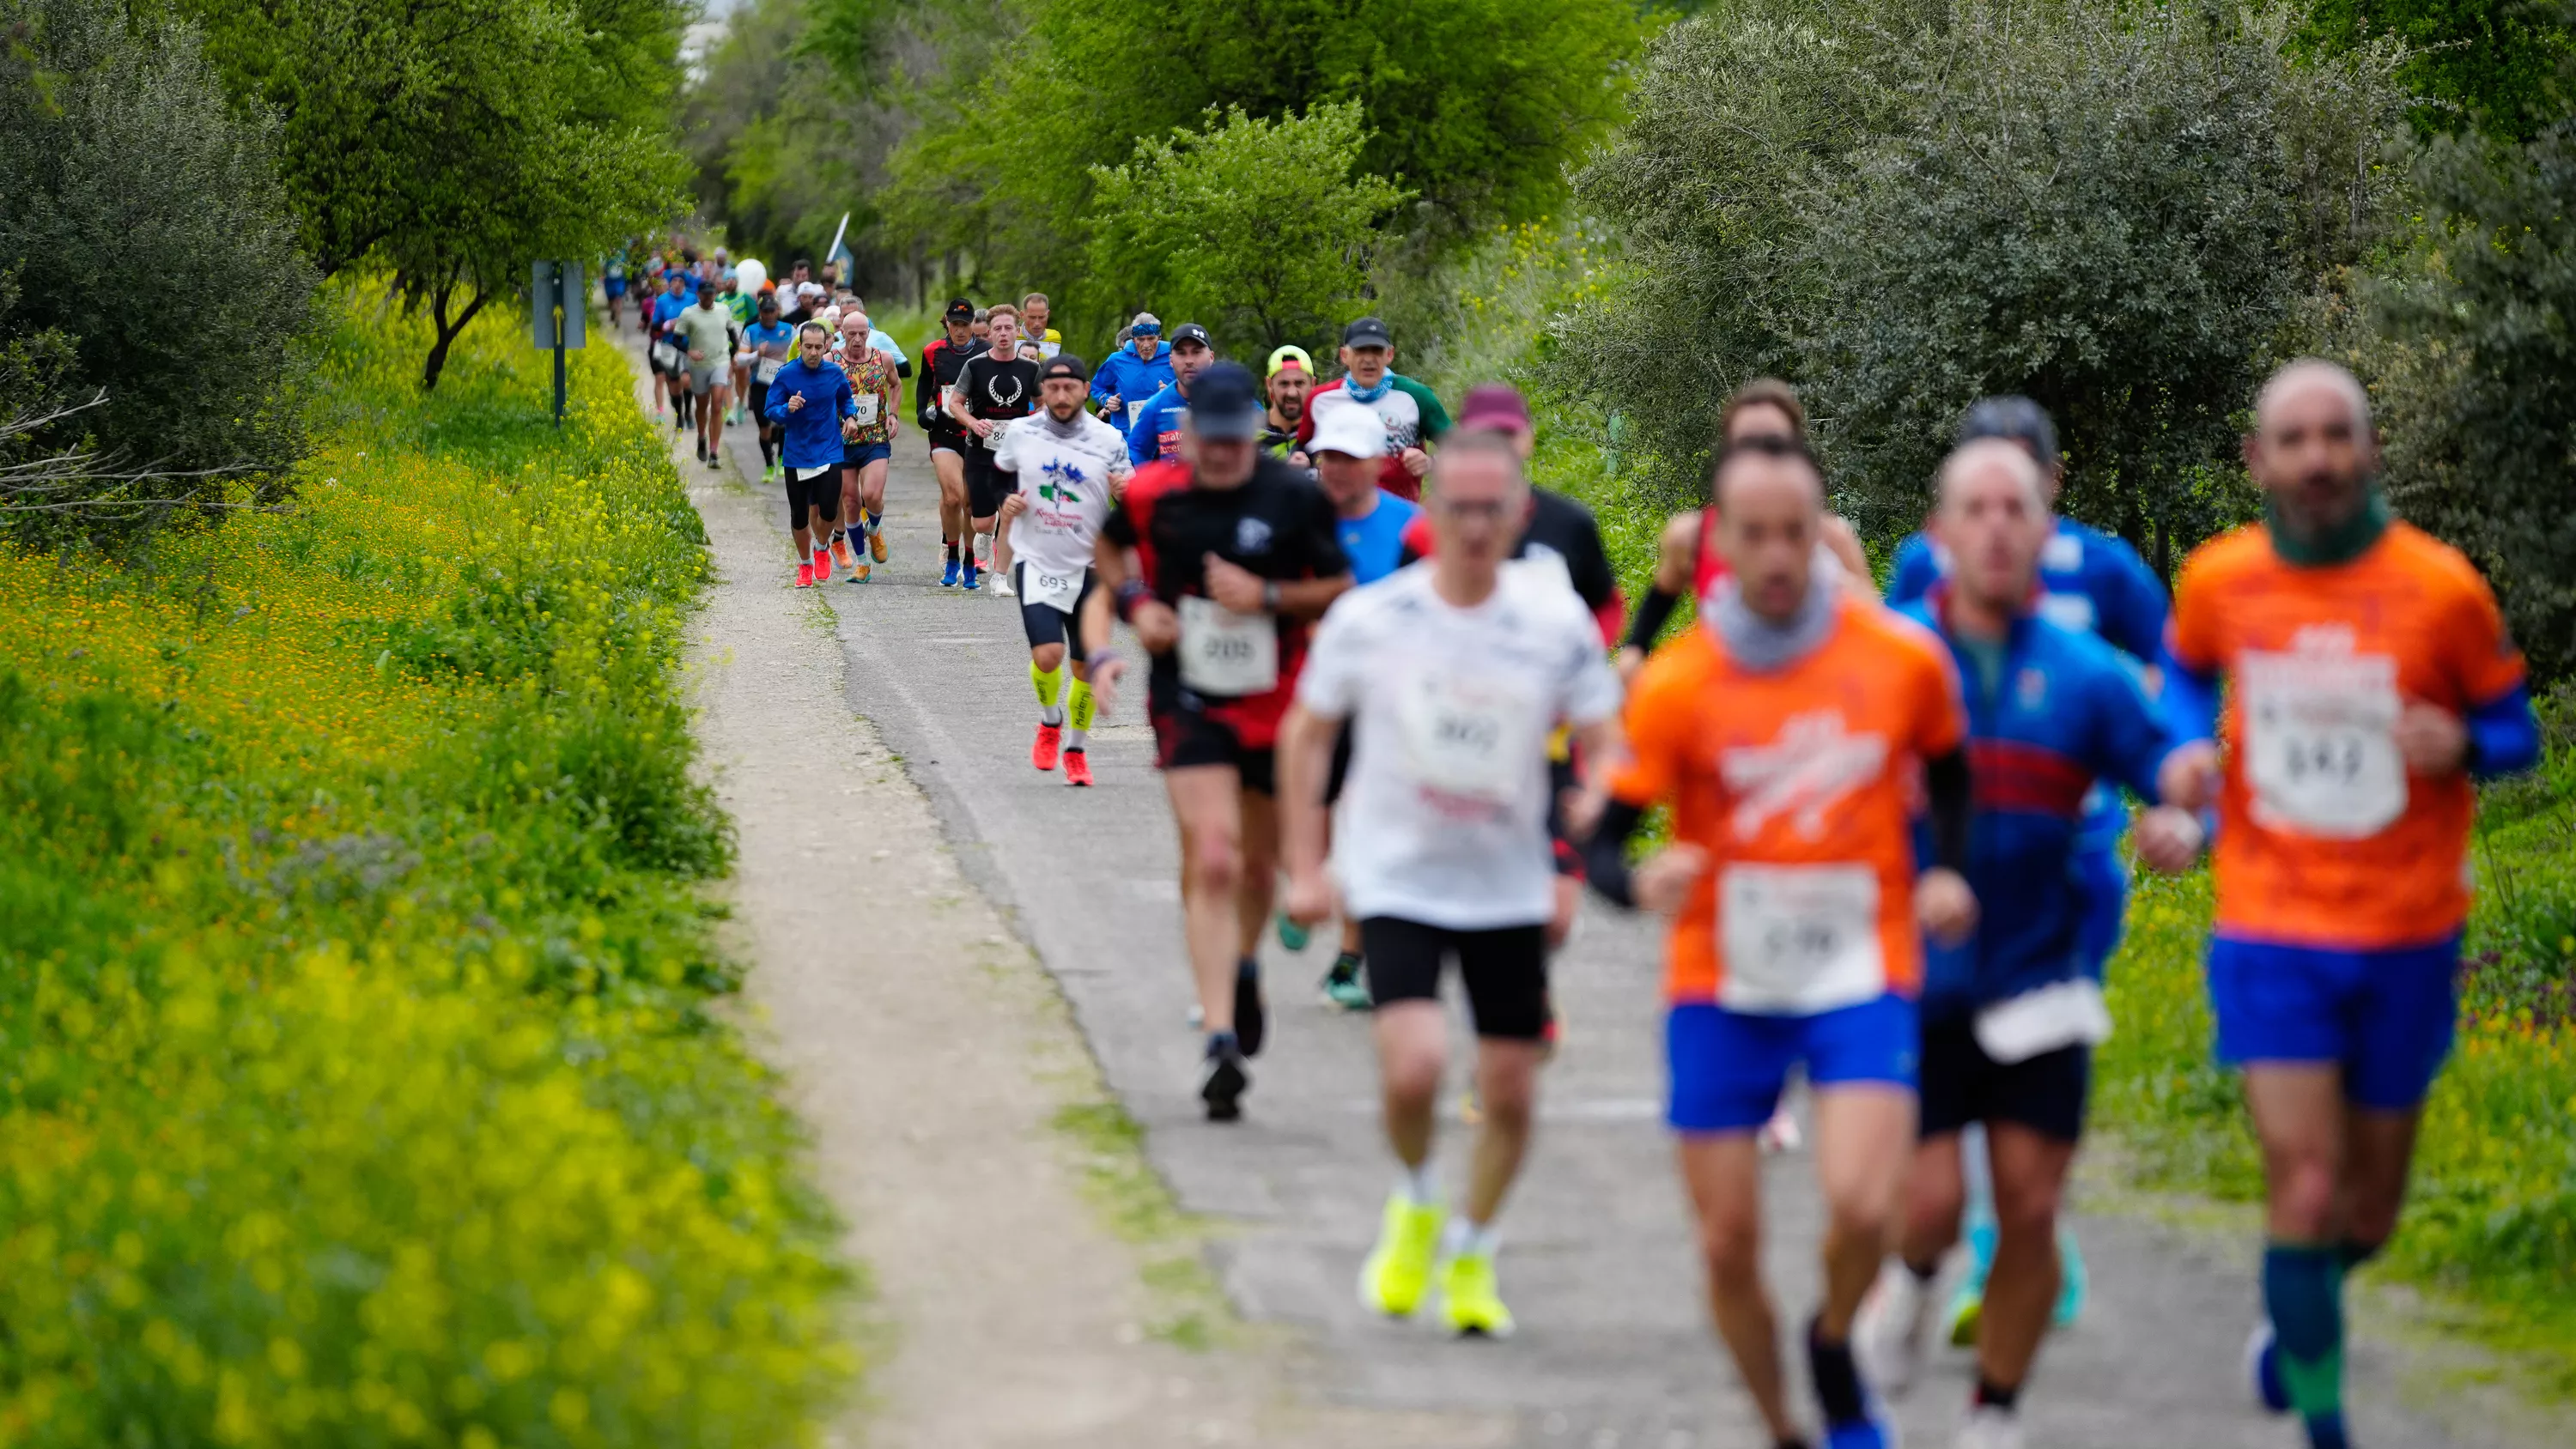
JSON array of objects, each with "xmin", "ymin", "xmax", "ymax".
[{"xmin": 1279, "ymin": 433, "xmax": 1623, "ymax": 1339}]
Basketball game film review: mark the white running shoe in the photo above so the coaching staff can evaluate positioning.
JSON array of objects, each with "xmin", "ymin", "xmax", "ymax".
[
  {"xmin": 1854, "ymin": 1258, "xmax": 1935, "ymax": 1397},
  {"xmin": 993, "ymin": 573, "xmax": 1016, "ymax": 597},
  {"xmin": 1759, "ymin": 1103, "xmax": 1803, "ymax": 1154},
  {"xmin": 1954, "ymin": 1404, "xmax": 2024, "ymax": 1449}
]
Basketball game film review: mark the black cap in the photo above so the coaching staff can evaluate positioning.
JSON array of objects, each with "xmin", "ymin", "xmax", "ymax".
[
  {"xmin": 1039, "ymin": 354, "xmax": 1090, "ymax": 384},
  {"xmin": 1956, "ymin": 396, "xmax": 2059, "ymax": 467},
  {"xmin": 1341, "ymin": 316, "xmax": 1393, "ymax": 349},
  {"xmin": 944, "ymin": 298, "xmax": 975, "ymax": 321},
  {"xmin": 1170, "ymin": 322, "xmax": 1212, "ymax": 350},
  {"xmin": 1185, "ymin": 362, "xmax": 1261, "ymax": 440}
]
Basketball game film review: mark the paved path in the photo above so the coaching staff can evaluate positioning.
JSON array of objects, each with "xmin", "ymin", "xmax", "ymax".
[{"xmin": 677, "ymin": 371, "xmax": 2528, "ymax": 1446}]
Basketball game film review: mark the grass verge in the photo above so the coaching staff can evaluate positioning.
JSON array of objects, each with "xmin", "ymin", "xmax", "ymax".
[{"xmin": 0, "ymin": 288, "xmax": 856, "ymax": 1444}]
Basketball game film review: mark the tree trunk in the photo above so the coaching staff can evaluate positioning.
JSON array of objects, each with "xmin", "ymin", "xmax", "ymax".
[{"xmin": 422, "ymin": 280, "xmax": 489, "ymax": 393}]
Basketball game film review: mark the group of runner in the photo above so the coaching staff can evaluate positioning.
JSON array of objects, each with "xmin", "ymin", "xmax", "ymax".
[{"xmin": 623, "ymin": 255, "xmax": 2537, "ymax": 1449}]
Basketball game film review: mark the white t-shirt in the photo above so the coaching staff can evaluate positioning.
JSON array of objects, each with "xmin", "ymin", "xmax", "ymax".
[
  {"xmin": 991, "ymin": 411, "xmax": 1133, "ymax": 577},
  {"xmin": 1298, "ymin": 561, "xmax": 1623, "ymax": 930}
]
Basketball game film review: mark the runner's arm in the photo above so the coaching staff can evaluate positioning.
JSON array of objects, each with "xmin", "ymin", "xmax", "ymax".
[
  {"xmin": 1269, "ymin": 573, "xmax": 1351, "ymax": 620},
  {"xmin": 1276, "ymin": 703, "xmax": 1342, "ymax": 899},
  {"xmin": 2464, "ymin": 686, "xmax": 2543, "ymax": 779},
  {"xmin": 1578, "ymin": 799, "xmax": 1650, "ymax": 908}
]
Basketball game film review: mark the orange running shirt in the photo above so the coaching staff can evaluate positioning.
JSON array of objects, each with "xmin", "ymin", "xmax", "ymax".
[
  {"xmin": 2167, "ymin": 522, "xmax": 2525, "ymax": 949},
  {"xmin": 1611, "ymin": 596, "xmax": 1967, "ymax": 1008}
]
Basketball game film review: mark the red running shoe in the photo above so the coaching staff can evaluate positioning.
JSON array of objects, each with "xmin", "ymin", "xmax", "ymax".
[
  {"xmin": 794, "ymin": 561, "xmax": 816, "ymax": 589},
  {"xmin": 811, "ymin": 544, "xmax": 832, "ymax": 585},
  {"xmin": 1062, "ymin": 749, "xmax": 1093, "ymax": 787},
  {"xmin": 1031, "ymin": 722, "xmax": 1063, "ymax": 772}
]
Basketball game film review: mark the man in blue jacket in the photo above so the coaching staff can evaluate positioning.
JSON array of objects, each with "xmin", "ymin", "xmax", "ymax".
[
  {"xmin": 1123, "ymin": 323, "xmax": 1215, "ymax": 466},
  {"xmin": 1854, "ymin": 439, "xmax": 2198, "ymax": 1444},
  {"xmin": 1089, "ymin": 312, "xmax": 1176, "ymax": 430},
  {"xmin": 762, "ymin": 321, "xmax": 859, "ymax": 589}
]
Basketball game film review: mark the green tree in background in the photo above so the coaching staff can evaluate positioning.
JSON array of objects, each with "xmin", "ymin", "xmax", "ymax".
[
  {"xmin": 165, "ymin": 0, "xmax": 693, "ymax": 389},
  {"xmin": 2300, "ymin": 1, "xmax": 2574, "ymax": 138},
  {"xmin": 1087, "ymin": 105, "xmax": 1410, "ymax": 353},
  {"xmin": 0, "ymin": 0, "xmax": 315, "ymax": 545},
  {"xmin": 1798, "ymin": 1, "xmax": 2409, "ymax": 571}
]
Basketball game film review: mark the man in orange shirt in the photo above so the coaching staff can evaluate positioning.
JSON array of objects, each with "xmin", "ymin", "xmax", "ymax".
[
  {"xmin": 2156, "ymin": 360, "xmax": 2541, "ymax": 1449},
  {"xmin": 1582, "ymin": 435, "xmax": 1978, "ymax": 1449}
]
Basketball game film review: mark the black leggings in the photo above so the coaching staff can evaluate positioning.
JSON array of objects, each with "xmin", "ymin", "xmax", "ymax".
[{"xmin": 785, "ymin": 466, "xmax": 840, "ymax": 529}]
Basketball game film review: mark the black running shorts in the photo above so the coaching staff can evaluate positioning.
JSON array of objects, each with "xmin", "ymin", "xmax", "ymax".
[
  {"xmin": 1917, "ymin": 1013, "xmax": 2092, "ymax": 1143},
  {"xmin": 1360, "ymin": 917, "xmax": 1551, "ymax": 1041},
  {"xmin": 928, "ymin": 420, "xmax": 969, "ymax": 458},
  {"xmin": 963, "ymin": 446, "xmax": 1012, "ymax": 518},
  {"xmin": 783, "ymin": 465, "xmax": 840, "ymax": 528},
  {"xmin": 1149, "ymin": 702, "xmax": 1274, "ymax": 795},
  {"xmin": 1016, "ymin": 562, "xmax": 1094, "ymax": 663}
]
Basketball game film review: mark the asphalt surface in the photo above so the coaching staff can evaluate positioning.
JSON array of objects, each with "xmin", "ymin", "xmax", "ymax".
[{"xmin": 678, "ymin": 396, "xmax": 2514, "ymax": 1448}]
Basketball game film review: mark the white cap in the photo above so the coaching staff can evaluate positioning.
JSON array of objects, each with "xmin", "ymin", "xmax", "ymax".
[
  {"xmin": 1309, "ymin": 403, "xmax": 1387, "ymax": 460},
  {"xmin": 798, "ymin": 281, "xmax": 825, "ymax": 299}
]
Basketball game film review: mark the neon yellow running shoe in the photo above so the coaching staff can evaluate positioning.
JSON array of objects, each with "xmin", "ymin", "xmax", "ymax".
[
  {"xmin": 1439, "ymin": 1250, "xmax": 1515, "ymax": 1338},
  {"xmin": 1358, "ymin": 1194, "xmax": 1443, "ymax": 1318}
]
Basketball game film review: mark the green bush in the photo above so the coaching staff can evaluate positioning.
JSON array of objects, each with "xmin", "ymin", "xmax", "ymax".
[{"xmin": 0, "ymin": 287, "xmax": 854, "ymax": 1446}]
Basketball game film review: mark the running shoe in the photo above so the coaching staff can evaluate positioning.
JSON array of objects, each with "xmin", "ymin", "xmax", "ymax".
[
  {"xmin": 811, "ymin": 545, "xmax": 832, "ymax": 585},
  {"xmin": 2245, "ymin": 1321, "xmax": 2290, "ymax": 1414},
  {"xmin": 1438, "ymin": 1249, "xmax": 1515, "ymax": 1338},
  {"xmin": 1358, "ymin": 1193, "xmax": 1442, "ymax": 1318},
  {"xmin": 848, "ymin": 561, "xmax": 870, "ymax": 585},
  {"xmin": 941, "ymin": 557, "xmax": 960, "ymax": 588},
  {"xmin": 1822, "ymin": 1410, "xmax": 1899, "ymax": 1449},
  {"xmin": 1759, "ymin": 1104, "xmax": 1804, "ymax": 1154},
  {"xmin": 1199, "ymin": 1035, "xmax": 1248, "ymax": 1123},
  {"xmin": 1947, "ymin": 1216, "xmax": 1996, "ymax": 1347},
  {"xmin": 1854, "ymin": 1260, "xmax": 1933, "ymax": 1397},
  {"xmin": 1062, "ymin": 749, "xmax": 1094, "ymax": 787},
  {"xmin": 1233, "ymin": 957, "xmax": 1267, "ymax": 1058},
  {"xmin": 869, "ymin": 529, "xmax": 887, "ymax": 563},
  {"xmin": 1275, "ymin": 910, "xmax": 1311, "ymax": 953},
  {"xmin": 1031, "ymin": 721, "xmax": 1063, "ymax": 773},
  {"xmin": 2054, "ymin": 1222, "xmax": 2088, "ymax": 1327},
  {"xmin": 708, "ymin": 455, "xmax": 722, "ymax": 470},
  {"xmin": 1319, "ymin": 952, "xmax": 1370, "ymax": 1011},
  {"xmin": 1955, "ymin": 1405, "xmax": 2023, "ymax": 1449},
  {"xmin": 961, "ymin": 558, "xmax": 981, "ymax": 591},
  {"xmin": 696, "ymin": 435, "xmax": 708, "ymax": 463},
  {"xmin": 993, "ymin": 571, "xmax": 1016, "ymax": 597},
  {"xmin": 794, "ymin": 561, "xmax": 815, "ymax": 589},
  {"xmin": 831, "ymin": 537, "xmax": 858, "ymax": 574}
]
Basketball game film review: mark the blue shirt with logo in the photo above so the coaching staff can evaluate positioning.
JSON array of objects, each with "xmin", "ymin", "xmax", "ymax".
[{"xmin": 1334, "ymin": 491, "xmax": 1423, "ymax": 585}]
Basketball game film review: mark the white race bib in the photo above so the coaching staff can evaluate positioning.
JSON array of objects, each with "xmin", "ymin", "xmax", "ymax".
[
  {"xmin": 2242, "ymin": 650, "xmax": 2405, "ymax": 837},
  {"xmin": 1718, "ymin": 864, "xmax": 1885, "ymax": 1015},
  {"xmin": 1021, "ymin": 563, "xmax": 1084, "ymax": 615},
  {"xmin": 754, "ymin": 356, "xmax": 782, "ymax": 384},
  {"xmin": 851, "ymin": 394, "xmax": 879, "ymax": 426},
  {"xmin": 1127, "ymin": 400, "xmax": 1150, "ymax": 427},
  {"xmin": 1974, "ymin": 979, "xmax": 2111, "ymax": 1064},
  {"xmin": 651, "ymin": 342, "xmax": 680, "ymax": 370},
  {"xmin": 1396, "ymin": 670, "xmax": 1539, "ymax": 803},
  {"xmin": 1177, "ymin": 595, "xmax": 1279, "ymax": 697}
]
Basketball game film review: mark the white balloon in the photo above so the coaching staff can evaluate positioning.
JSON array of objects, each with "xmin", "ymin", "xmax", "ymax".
[{"xmin": 735, "ymin": 258, "xmax": 768, "ymax": 294}]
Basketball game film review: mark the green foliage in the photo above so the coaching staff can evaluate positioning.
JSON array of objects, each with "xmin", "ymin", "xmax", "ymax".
[
  {"xmin": 0, "ymin": 0, "xmax": 315, "ymax": 542},
  {"xmin": 1085, "ymin": 105, "xmax": 1408, "ymax": 354},
  {"xmin": 2300, "ymin": 0, "xmax": 2576, "ymax": 138},
  {"xmin": 2366, "ymin": 76, "xmax": 2576, "ymax": 678},
  {"xmin": 167, "ymin": 0, "xmax": 694, "ymax": 389},
  {"xmin": 0, "ymin": 292, "xmax": 855, "ymax": 1444},
  {"xmin": 1796, "ymin": 1, "xmax": 2409, "ymax": 566}
]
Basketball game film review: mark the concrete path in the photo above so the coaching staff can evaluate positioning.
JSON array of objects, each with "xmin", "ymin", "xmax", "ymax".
[{"xmin": 646, "ymin": 339, "xmax": 2537, "ymax": 1447}]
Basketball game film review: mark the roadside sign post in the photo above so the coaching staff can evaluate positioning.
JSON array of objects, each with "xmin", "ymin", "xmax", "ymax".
[{"xmin": 530, "ymin": 261, "xmax": 587, "ymax": 426}]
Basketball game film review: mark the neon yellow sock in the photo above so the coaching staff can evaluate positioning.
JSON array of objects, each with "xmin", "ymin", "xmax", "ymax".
[
  {"xmin": 1030, "ymin": 661, "xmax": 1065, "ymax": 724},
  {"xmin": 1067, "ymin": 676, "xmax": 1095, "ymax": 750}
]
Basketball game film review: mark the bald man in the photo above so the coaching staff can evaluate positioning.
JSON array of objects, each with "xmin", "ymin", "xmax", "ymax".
[
  {"xmin": 1852, "ymin": 440, "xmax": 2200, "ymax": 1444},
  {"xmin": 2157, "ymin": 360, "xmax": 2539, "ymax": 1449}
]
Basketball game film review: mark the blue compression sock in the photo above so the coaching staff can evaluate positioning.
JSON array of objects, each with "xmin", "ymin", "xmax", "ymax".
[{"xmin": 2263, "ymin": 1241, "xmax": 2349, "ymax": 1448}]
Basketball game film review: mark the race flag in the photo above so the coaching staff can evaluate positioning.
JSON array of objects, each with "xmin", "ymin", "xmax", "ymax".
[{"xmin": 827, "ymin": 212, "xmax": 854, "ymax": 283}]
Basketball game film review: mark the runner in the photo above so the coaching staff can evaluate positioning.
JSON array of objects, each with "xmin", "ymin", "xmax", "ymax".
[
  {"xmin": 970, "ymin": 308, "xmax": 992, "ymax": 346},
  {"xmin": 1581, "ymin": 432, "xmax": 1977, "ymax": 1449},
  {"xmin": 603, "ymin": 248, "xmax": 628, "ymax": 327},
  {"xmin": 723, "ymin": 270, "xmax": 757, "ymax": 423},
  {"xmin": 762, "ymin": 320, "xmax": 859, "ymax": 589},
  {"xmin": 1125, "ymin": 323, "xmax": 1216, "ymax": 466},
  {"xmin": 1884, "ymin": 397, "xmax": 2167, "ymax": 1342},
  {"xmin": 992, "ymin": 354, "xmax": 1133, "ymax": 786},
  {"xmin": 1078, "ymin": 363, "xmax": 1353, "ymax": 1121},
  {"xmin": 1850, "ymin": 439, "xmax": 2196, "ymax": 1446},
  {"xmin": 1279, "ymin": 433, "xmax": 1624, "ymax": 1338},
  {"xmin": 1020, "ymin": 292, "xmax": 1062, "ymax": 359},
  {"xmin": 947, "ymin": 304, "xmax": 1042, "ymax": 592},
  {"xmin": 647, "ymin": 271, "xmax": 692, "ymax": 427},
  {"xmin": 1089, "ymin": 312, "xmax": 1176, "ymax": 431},
  {"xmin": 1261, "ymin": 347, "xmax": 1315, "ymax": 463},
  {"xmin": 673, "ymin": 282, "xmax": 740, "ymax": 469},
  {"xmin": 1294, "ymin": 317, "xmax": 1449, "ymax": 502},
  {"xmin": 743, "ymin": 294, "xmax": 797, "ymax": 485},
  {"xmin": 920, "ymin": 300, "xmax": 987, "ymax": 588},
  {"xmin": 2156, "ymin": 361, "xmax": 2538, "ymax": 1449},
  {"xmin": 834, "ymin": 309, "xmax": 902, "ymax": 585},
  {"xmin": 1294, "ymin": 402, "xmax": 1423, "ymax": 1009}
]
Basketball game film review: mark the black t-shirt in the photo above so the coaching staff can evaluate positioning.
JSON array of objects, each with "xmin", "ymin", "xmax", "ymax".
[
  {"xmin": 1103, "ymin": 456, "xmax": 1352, "ymax": 725},
  {"xmin": 920, "ymin": 336, "xmax": 987, "ymax": 428},
  {"xmin": 954, "ymin": 351, "xmax": 1041, "ymax": 449}
]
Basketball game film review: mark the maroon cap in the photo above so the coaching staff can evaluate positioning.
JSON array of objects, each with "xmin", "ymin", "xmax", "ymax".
[{"xmin": 1458, "ymin": 384, "xmax": 1533, "ymax": 438}]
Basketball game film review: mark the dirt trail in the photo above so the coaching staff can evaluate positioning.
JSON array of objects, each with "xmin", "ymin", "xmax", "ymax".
[{"xmin": 623, "ymin": 343, "xmax": 1505, "ymax": 1448}]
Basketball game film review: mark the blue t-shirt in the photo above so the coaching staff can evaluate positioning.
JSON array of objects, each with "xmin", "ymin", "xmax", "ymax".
[
  {"xmin": 1334, "ymin": 491, "xmax": 1424, "ymax": 585},
  {"xmin": 650, "ymin": 293, "xmax": 690, "ymax": 333},
  {"xmin": 743, "ymin": 320, "xmax": 795, "ymax": 371},
  {"xmin": 1886, "ymin": 517, "xmax": 2167, "ymax": 664}
]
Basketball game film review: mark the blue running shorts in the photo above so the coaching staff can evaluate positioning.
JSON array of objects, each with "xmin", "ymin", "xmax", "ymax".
[
  {"xmin": 1667, "ymin": 993, "xmax": 1920, "ymax": 1133},
  {"xmin": 2208, "ymin": 933, "xmax": 2461, "ymax": 1111}
]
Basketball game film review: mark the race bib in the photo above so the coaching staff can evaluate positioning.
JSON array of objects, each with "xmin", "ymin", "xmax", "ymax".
[
  {"xmin": 1177, "ymin": 595, "xmax": 1279, "ymax": 697},
  {"xmin": 1395, "ymin": 670, "xmax": 1539, "ymax": 803},
  {"xmin": 2242, "ymin": 649, "xmax": 2406, "ymax": 838},
  {"xmin": 1127, "ymin": 400, "xmax": 1150, "ymax": 427},
  {"xmin": 852, "ymin": 394, "xmax": 879, "ymax": 426},
  {"xmin": 1974, "ymin": 979, "xmax": 2111, "ymax": 1064},
  {"xmin": 753, "ymin": 356, "xmax": 783, "ymax": 384},
  {"xmin": 650, "ymin": 342, "xmax": 680, "ymax": 370},
  {"xmin": 1718, "ymin": 864, "xmax": 1885, "ymax": 1015},
  {"xmin": 1021, "ymin": 563, "xmax": 1083, "ymax": 615}
]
